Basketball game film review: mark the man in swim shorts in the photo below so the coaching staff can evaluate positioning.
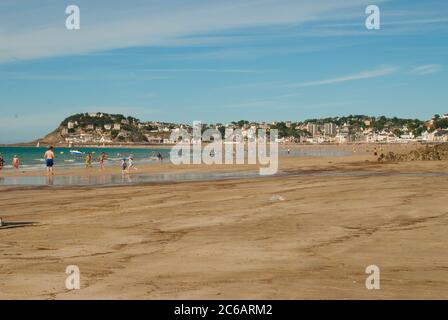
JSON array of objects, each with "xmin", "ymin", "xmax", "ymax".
[{"xmin": 44, "ymin": 146, "xmax": 55, "ymax": 175}]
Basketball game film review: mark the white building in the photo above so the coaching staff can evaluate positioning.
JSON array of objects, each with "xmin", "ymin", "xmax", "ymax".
[
  {"xmin": 324, "ymin": 123, "xmax": 336, "ymax": 136},
  {"xmin": 335, "ymin": 133, "xmax": 348, "ymax": 144}
]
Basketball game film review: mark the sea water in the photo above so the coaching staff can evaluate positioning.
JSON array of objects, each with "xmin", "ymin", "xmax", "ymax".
[
  {"xmin": 0, "ymin": 146, "xmax": 350, "ymax": 171},
  {"xmin": 0, "ymin": 146, "xmax": 170, "ymax": 170},
  {"xmin": 0, "ymin": 146, "xmax": 353, "ymax": 186}
]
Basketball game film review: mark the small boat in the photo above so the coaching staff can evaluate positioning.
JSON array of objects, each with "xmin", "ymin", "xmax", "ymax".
[{"xmin": 70, "ymin": 150, "xmax": 83, "ymax": 156}]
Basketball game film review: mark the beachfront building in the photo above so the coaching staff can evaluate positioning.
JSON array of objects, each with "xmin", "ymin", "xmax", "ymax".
[
  {"xmin": 307, "ymin": 123, "xmax": 318, "ymax": 137},
  {"xmin": 427, "ymin": 129, "xmax": 448, "ymax": 142},
  {"xmin": 147, "ymin": 136, "xmax": 164, "ymax": 144},
  {"xmin": 80, "ymin": 134, "xmax": 93, "ymax": 143},
  {"xmin": 324, "ymin": 123, "xmax": 337, "ymax": 136},
  {"xmin": 99, "ymin": 136, "xmax": 113, "ymax": 144},
  {"xmin": 335, "ymin": 133, "xmax": 348, "ymax": 144}
]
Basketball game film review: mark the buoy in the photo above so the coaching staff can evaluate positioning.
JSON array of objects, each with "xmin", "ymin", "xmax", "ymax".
[{"xmin": 60, "ymin": 151, "xmax": 64, "ymax": 154}]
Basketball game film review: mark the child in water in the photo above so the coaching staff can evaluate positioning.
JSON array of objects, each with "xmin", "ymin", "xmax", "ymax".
[
  {"xmin": 98, "ymin": 152, "xmax": 106, "ymax": 170},
  {"xmin": 12, "ymin": 155, "xmax": 20, "ymax": 170},
  {"xmin": 85, "ymin": 153, "xmax": 93, "ymax": 168},
  {"xmin": 127, "ymin": 155, "xmax": 137, "ymax": 171},
  {"xmin": 121, "ymin": 158, "xmax": 128, "ymax": 173}
]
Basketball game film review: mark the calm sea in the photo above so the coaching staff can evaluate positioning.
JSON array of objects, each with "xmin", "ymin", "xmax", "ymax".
[
  {"xmin": 0, "ymin": 146, "xmax": 170, "ymax": 170},
  {"xmin": 0, "ymin": 145, "xmax": 351, "ymax": 171}
]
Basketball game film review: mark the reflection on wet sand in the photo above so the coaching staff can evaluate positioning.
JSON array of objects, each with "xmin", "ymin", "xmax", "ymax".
[{"xmin": 0, "ymin": 168, "xmax": 447, "ymax": 187}]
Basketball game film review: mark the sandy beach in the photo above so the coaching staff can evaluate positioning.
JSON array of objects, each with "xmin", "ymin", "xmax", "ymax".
[{"xmin": 1, "ymin": 146, "xmax": 448, "ymax": 299}]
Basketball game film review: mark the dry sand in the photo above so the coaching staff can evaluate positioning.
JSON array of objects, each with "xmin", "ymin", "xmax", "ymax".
[{"xmin": 1, "ymin": 148, "xmax": 448, "ymax": 299}]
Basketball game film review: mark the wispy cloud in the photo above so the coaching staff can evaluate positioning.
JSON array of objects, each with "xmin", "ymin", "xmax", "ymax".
[
  {"xmin": 141, "ymin": 68, "xmax": 263, "ymax": 74},
  {"xmin": 0, "ymin": 0, "xmax": 374, "ymax": 64},
  {"xmin": 410, "ymin": 64, "xmax": 442, "ymax": 75},
  {"xmin": 286, "ymin": 65, "xmax": 399, "ymax": 88}
]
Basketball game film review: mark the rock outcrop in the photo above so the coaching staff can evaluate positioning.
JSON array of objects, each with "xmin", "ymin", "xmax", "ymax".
[{"xmin": 378, "ymin": 143, "xmax": 448, "ymax": 162}]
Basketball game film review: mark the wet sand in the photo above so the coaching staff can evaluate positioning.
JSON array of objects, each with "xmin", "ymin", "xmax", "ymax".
[{"xmin": 1, "ymin": 149, "xmax": 448, "ymax": 299}]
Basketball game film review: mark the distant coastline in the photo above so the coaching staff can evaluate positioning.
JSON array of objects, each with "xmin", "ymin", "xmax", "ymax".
[{"xmin": 1, "ymin": 142, "xmax": 175, "ymax": 149}]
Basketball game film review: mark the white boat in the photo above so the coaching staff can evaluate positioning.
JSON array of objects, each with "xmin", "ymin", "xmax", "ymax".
[{"xmin": 69, "ymin": 150, "xmax": 83, "ymax": 156}]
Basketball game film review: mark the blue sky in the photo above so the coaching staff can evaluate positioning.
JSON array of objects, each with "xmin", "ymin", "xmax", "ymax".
[{"xmin": 0, "ymin": 0, "xmax": 447, "ymax": 143}]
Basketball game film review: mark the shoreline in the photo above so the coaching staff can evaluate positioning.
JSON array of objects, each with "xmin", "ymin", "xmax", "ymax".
[{"xmin": 0, "ymin": 141, "xmax": 433, "ymax": 148}]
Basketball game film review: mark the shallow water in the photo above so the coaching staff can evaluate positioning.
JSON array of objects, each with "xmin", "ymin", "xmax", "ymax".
[
  {"xmin": 0, "ymin": 146, "xmax": 170, "ymax": 170},
  {"xmin": 0, "ymin": 146, "xmax": 351, "ymax": 171},
  {"xmin": 0, "ymin": 170, "xmax": 261, "ymax": 186},
  {"xmin": 0, "ymin": 169, "xmax": 446, "ymax": 187}
]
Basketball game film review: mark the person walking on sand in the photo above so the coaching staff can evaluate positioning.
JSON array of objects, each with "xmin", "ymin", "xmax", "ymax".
[
  {"xmin": 12, "ymin": 155, "xmax": 20, "ymax": 170},
  {"xmin": 121, "ymin": 157, "xmax": 128, "ymax": 174},
  {"xmin": 127, "ymin": 154, "xmax": 137, "ymax": 172},
  {"xmin": 44, "ymin": 146, "xmax": 55, "ymax": 175},
  {"xmin": 85, "ymin": 152, "xmax": 93, "ymax": 168},
  {"xmin": 0, "ymin": 154, "xmax": 4, "ymax": 171},
  {"xmin": 98, "ymin": 152, "xmax": 106, "ymax": 170}
]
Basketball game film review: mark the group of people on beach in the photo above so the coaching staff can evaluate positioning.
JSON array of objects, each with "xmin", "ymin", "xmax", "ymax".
[
  {"xmin": 0, "ymin": 154, "xmax": 21, "ymax": 171},
  {"xmin": 121, "ymin": 155, "xmax": 137, "ymax": 174},
  {"xmin": 84, "ymin": 152, "xmax": 107, "ymax": 170},
  {"xmin": 0, "ymin": 147, "xmax": 165, "ymax": 175}
]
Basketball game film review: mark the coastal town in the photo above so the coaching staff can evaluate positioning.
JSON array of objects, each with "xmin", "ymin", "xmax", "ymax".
[{"xmin": 41, "ymin": 112, "xmax": 448, "ymax": 146}]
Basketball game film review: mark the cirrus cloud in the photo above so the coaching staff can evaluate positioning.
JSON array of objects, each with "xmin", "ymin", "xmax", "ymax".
[{"xmin": 410, "ymin": 64, "xmax": 442, "ymax": 75}]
